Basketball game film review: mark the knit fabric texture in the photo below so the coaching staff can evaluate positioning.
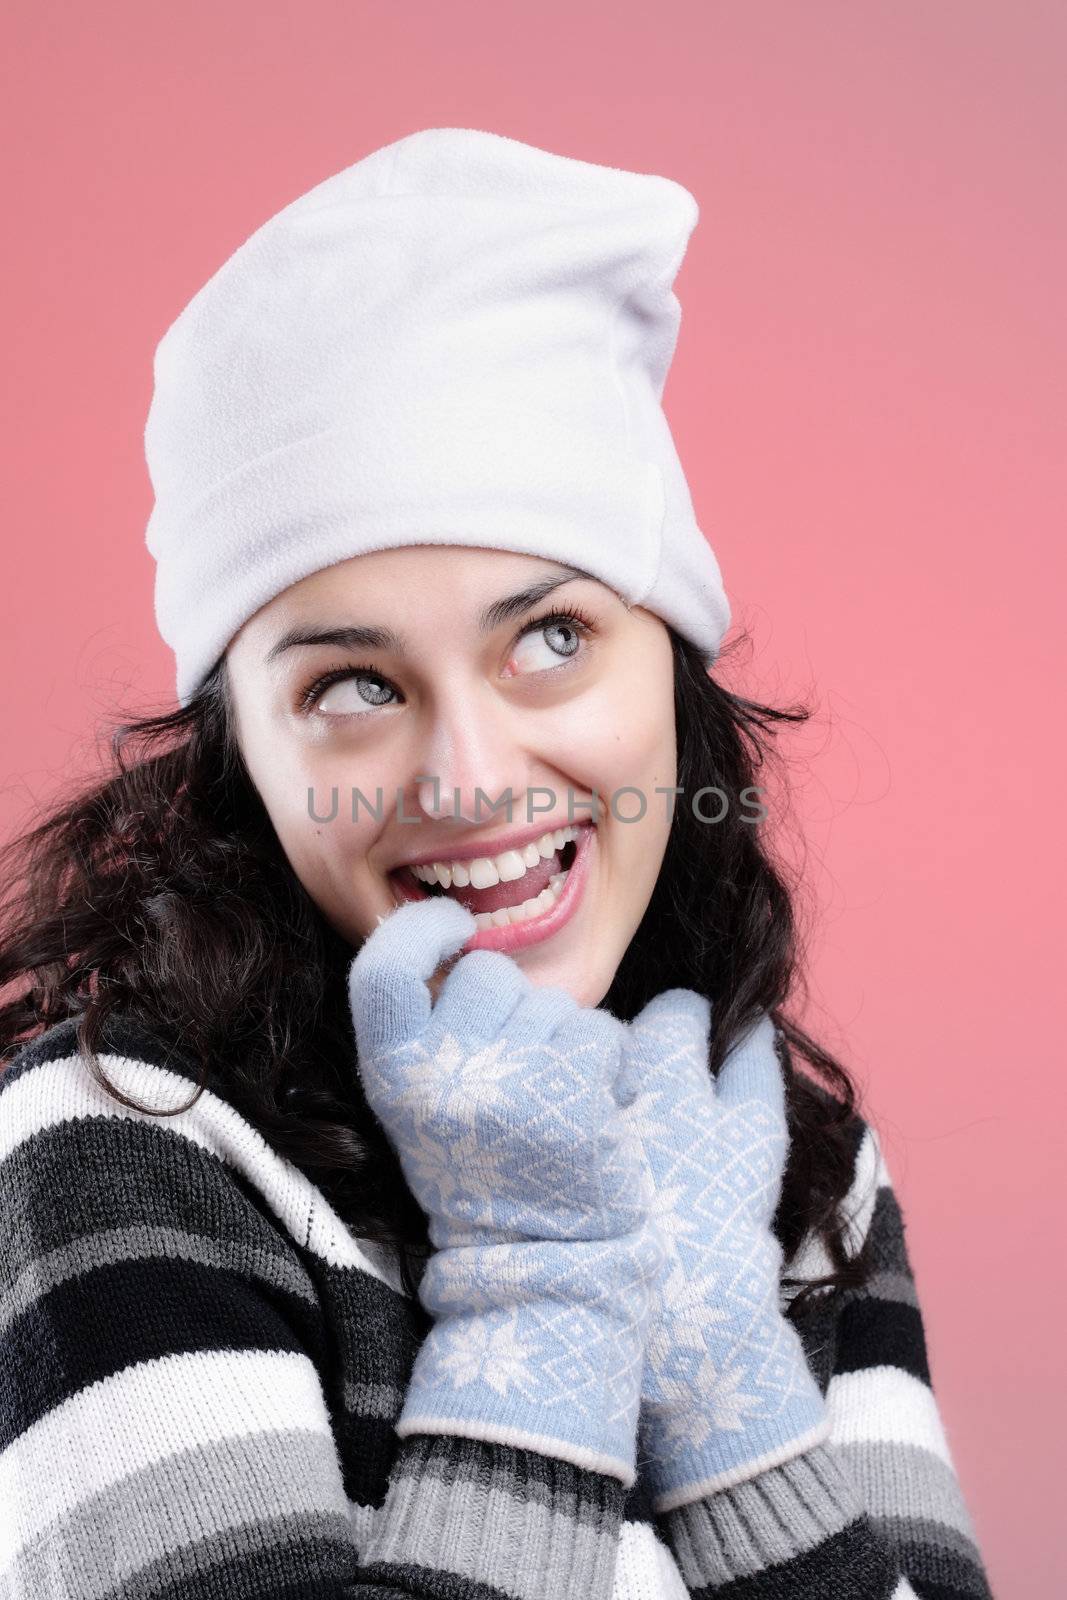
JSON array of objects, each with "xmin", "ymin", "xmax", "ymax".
[
  {"xmin": 142, "ymin": 126, "xmax": 732, "ymax": 707},
  {"xmin": 621, "ymin": 993, "xmax": 830, "ymax": 1510},
  {"xmin": 0, "ymin": 1012, "xmax": 996, "ymax": 1599},
  {"xmin": 347, "ymin": 896, "xmax": 660, "ymax": 1482}
]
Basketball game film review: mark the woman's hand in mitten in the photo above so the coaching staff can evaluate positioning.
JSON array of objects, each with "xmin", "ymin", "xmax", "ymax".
[
  {"xmin": 621, "ymin": 991, "xmax": 829, "ymax": 1512},
  {"xmin": 347, "ymin": 896, "xmax": 663, "ymax": 1485}
]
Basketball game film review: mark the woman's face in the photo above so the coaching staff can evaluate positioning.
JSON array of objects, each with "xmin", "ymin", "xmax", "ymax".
[{"xmin": 225, "ymin": 545, "xmax": 677, "ymax": 1008}]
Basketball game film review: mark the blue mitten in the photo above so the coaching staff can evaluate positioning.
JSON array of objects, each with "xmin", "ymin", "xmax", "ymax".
[
  {"xmin": 622, "ymin": 991, "xmax": 829, "ymax": 1512},
  {"xmin": 347, "ymin": 896, "xmax": 663, "ymax": 1485}
]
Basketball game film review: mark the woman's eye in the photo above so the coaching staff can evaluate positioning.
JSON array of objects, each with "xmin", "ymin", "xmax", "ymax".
[
  {"xmin": 302, "ymin": 669, "xmax": 397, "ymax": 716},
  {"xmin": 508, "ymin": 615, "xmax": 587, "ymax": 674}
]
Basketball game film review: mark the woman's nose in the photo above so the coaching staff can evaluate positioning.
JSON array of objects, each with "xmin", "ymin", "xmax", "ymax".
[
  {"xmin": 415, "ymin": 767, "xmax": 521, "ymax": 826},
  {"xmin": 412, "ymin": 699, "xmax": 528, "ymax": 826}
]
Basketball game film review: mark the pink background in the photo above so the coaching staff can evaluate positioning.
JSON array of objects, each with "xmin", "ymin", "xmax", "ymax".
[{"xmin": 4, "ymin": 4, "xmax": 1063, "ymax": 1591}]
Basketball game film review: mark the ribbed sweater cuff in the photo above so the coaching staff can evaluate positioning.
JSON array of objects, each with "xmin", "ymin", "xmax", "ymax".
[
  {"xmin": 358, "ymin": 1432, "xmax": 626, "ymax": 1600},
  {"xmin": 660, "ymin": 1440, "xmax": 894, "ymax": 1595}
]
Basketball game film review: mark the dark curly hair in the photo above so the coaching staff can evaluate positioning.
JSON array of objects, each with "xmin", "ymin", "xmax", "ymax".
[{"xmin": 0, "ymin": 624, "xmax": 876, "ymax": 1313}]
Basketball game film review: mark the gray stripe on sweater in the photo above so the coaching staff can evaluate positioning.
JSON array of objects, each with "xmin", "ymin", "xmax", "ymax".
[
  {"xmin": 342, "ymin": 1379, "xmax": 406, "ymax": 1419},
  {"xmin": 863, "ymin": 1267, "xmax": 921, "ymax": 1308},
  {"xmin": 834, "ymin": 1436, "xmax": 986, "ymax": 1541},
  {"xmin": 0, "ymin": 1223, "xmax": 318, "ymax": 1338},
  {"xmin": 6, "ymin": 1427, "xmax": 353, "ymax": 1600}
]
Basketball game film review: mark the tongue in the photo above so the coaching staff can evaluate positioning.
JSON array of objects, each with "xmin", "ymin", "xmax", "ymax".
[{"xmin": 445, "ymin": 849, "xmax": 562, "ymax": 916}]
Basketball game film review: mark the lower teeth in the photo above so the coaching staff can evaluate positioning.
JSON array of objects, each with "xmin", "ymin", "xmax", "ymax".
[
  {"xmin": 471, "ymin": 869, "xmax": 568, "ymax": 930},
  {"xmin": 420, "ymin": 864, "xmax": 570, "ymax": 928}
]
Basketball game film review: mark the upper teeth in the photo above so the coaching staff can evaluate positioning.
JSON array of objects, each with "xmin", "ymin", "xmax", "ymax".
[{"xmin": 408, "ymin": 826, "xmax": 582, "ymax": 890}]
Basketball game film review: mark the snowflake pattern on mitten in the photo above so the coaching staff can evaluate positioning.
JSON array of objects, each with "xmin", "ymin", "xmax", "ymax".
[
  {"xmin": 378, "ymin": 1017, "xmax": 662, "ymax": 1438},
  {"xmin": 347, "ymin": 897, "xmax": 663, "ymax": 1482},
  {"xmin": 622, "ymin": 992, "xmax": 829, "ymax": 1509}
]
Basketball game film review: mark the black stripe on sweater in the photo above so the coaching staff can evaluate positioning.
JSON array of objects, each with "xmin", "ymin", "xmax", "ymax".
[
  {"xmin": 834, "ymin": 1186, "xmax": 933, "ymax": 1386},
  {"xmin": 1, "ymin": 1252, "xmax": 310, "ymax": 1447},
  {"xmin": 1, "ymin": 1098, "xmax": 335, "ymax": 1446},
  {"xmin": 1, "ymin": 1113, "xmax": 314, "ymax": 1286}
]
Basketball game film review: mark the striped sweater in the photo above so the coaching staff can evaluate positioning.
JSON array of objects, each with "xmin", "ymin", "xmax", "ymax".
[{"xmin": 0, "ymin": 1012, "xmax": 994, "ymax": 1599}]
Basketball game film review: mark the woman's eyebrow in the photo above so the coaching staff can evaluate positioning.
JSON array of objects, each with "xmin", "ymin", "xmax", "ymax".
[{"xmin": 264, "ymin": 564, "xmax": 595, "ymax": 664}]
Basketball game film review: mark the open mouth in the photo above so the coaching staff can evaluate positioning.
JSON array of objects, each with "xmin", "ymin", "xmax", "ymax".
[{"xmin": 389, "ymin": 824, "xmax": 588, "ymax": 932}]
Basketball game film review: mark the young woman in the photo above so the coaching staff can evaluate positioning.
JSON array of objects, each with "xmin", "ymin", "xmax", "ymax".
[{"xmin": 0, "ymin": 129, "xmax": 994, "ymax": 1599}]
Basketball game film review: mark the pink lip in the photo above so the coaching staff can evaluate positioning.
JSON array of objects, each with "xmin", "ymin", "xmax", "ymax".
[{"xmin": 391, "ymin": 820, "xmax": 597, "ymax": 954}]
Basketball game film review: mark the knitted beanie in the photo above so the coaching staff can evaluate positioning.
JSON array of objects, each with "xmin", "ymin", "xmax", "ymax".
[{"xmin": 143, "ymin": 126, "xmax": 731, "ymax": 707}]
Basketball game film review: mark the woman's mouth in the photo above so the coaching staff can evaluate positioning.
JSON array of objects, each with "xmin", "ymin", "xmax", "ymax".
[{"xmin": 387, "ymin": 821, "xmax": 596, "ymax": 950}]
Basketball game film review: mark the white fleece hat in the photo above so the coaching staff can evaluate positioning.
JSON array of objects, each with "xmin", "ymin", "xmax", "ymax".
[{"xmin": 144, "ymin": 126, "xmax": 731, "ymax": 707}]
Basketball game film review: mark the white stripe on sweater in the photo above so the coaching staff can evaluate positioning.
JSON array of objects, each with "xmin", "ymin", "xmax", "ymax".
[
  {"xmin": 0, "ymin": 1347, "xmax": 335, "ymax": 1568},
  {"xmin": 610, "ymin": 1519, "xmax": 691, "ymax": 1599},
  {"xmin": 828, "ymin": 1364, "xmax": 954, "ymax": 1463}
]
